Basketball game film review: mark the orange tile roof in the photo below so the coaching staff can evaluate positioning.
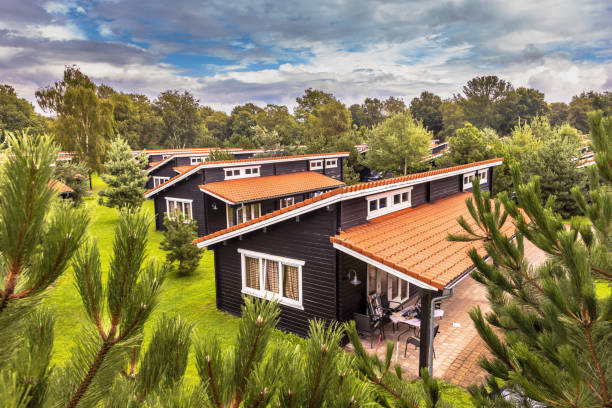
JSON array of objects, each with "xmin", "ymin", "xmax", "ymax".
[
  {"xmin": 49, "ymin": 179, "xmax": 73, "ymax": 194},
  {"xmin": 330, "ymin": 193, "xmax": 515, "ymax": 289},
  {"xmin": 200, "ymin": 172, "xmax": 345, "ymax": 204},
  {"xmin": 173, "ymin": 165, "xmax": 194, "ymax": 174},
  {"xmin": 194, "ymin": 158, "xmax": 504, "ymax": 245},
  {"xmin": 145, "ymin": 152, "xmax": 350, "ymax": 197}
]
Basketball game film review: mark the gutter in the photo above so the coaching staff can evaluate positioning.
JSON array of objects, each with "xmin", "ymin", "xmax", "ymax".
[{"xmin": 428, "ymin": 287, "xmax": 454, "ymax": 376}]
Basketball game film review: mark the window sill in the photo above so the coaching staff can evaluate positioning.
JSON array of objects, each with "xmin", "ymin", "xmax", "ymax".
[{"xmin": 241, "ymin": 288, "xmax": 304, "ymax": 310}]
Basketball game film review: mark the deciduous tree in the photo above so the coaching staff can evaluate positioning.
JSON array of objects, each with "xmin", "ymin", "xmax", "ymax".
[
  {"xmin": 445, "ymin": 123, "xmax": 495, "ymax": 165},
  {"xmin": 410, "ymin": 91, "xmax": 443, "ymax": 136},
  {"xmin": 154, "ymin": 90, "xmax": 202, "ymax": 148},
  {"xmin": 367, "ymin": 112, "xmax": 431, "ymax": 175},
  {"xmin": 36, "ymin": 66, "xmax": 114, "ymax": 176}
]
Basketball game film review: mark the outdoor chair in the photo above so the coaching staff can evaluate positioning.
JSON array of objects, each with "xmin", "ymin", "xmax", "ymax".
[
  {"xmin": 404, "ymin": 324, "xmax": 439, "ymax": 358},
  {"xmin": 353, "ymin": 312, "xmax": 384, "ymax": 348},
  {"xmin": 380, "ymin": 293, "xmax": 403, "ymax": 314},
  {"xmin": 367, "ymin": 294, "xmax": 389, "ymax": 325}
]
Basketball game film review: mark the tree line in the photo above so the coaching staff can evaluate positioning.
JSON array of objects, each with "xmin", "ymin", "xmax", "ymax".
[{"xmin": 3, "ymin": 66, "xmax": 612, "ymax": 153}]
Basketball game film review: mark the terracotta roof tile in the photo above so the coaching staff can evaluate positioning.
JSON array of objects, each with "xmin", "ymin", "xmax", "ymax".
[
  {"xmin": 330, "ymin": 192, "xmax": 515, "ymax": 289},
  {"xmin": 49, "ymin": 179, "xmax": 73, "ymax": 194},
  {"xmin": 199, "ymin": 172, "xmax": 344, "ymax": 204},
  {"xmin": 173, "ymin": 165, "xmax": 194, "ymax": 174},
  {"xmin": 194, "ymin": 158, "xmax": 503, "ymax": 244}
]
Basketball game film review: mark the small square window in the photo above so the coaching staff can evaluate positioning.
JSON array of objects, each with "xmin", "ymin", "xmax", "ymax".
[
  {"xmin": 245, "ymin": 168, "xmax": 252, "ymax": 174},
  {"xmin": 402, "ymin": 192, "xmax": 408, "ymax": 202},
  {"xmin": 379, "ymin": 197, "xmax": 387, "ymax": 209},
  {"xmin": 226, "ymin": 170, "xmax": 233, "ymax": 177},
  {"xmin": 253, "ymin": 168, "xmax": 258, "ymax": 174},
  {"xmin": 233, "ymin": 170, "xmax": 240, "ymax": 176},
  {"xmin": 369, "ymin": 200, "xmax": 377, "ymax": 211},
  {"xmin": 394, "ymin": 194, "xmax": 401, "ymax": 205}
]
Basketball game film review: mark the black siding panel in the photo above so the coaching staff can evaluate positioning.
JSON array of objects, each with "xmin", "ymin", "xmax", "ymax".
[
  {"xmin": 412, "ymin": 183, "xmax": 427, "ymax": 207},
  {"xmin": 260, "ymin": 164, "xmax": 275, "ymax": 177},
  {"xmin": 430, "ymin": 175, "xmax": 461, "ymax": 202},
  {"xmin": 159, "ymin": 172, "xmax": 207, "ymax": 237},
  {"xmin": 337, "ymin": 253, "xmax": 368, "ymax": 322},
  {"xmin": 213, "ymin": 207, "xmax": 338, "ymax": 337},
  {"xmin": 275, "ymin": 160, "xmax": 308, "ymax": 175},
  {"xmin": 205, "ymin": 195, "xmax": 228, "ymax": 234},
  {"xmin": 204, "ymin": 168, "xmax": 225, "ymax": 183},
  {"xmin": 340, "ymin": 198, "xmax": 367, "ymax": 230}
]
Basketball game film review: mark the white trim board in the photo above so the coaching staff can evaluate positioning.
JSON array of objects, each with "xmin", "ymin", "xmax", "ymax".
[
  {"xmin": 332, "ymin": 243, "xmax": 439, "ymax": 291},
  {"xmin": 194, "ymin": 160, "xmax": 503, "ymax": 247}
]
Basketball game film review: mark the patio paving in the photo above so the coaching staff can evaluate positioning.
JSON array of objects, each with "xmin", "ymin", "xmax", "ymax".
[{"xmin": 346, "ymin": 240, "xmax": 548, "ymax": 388}]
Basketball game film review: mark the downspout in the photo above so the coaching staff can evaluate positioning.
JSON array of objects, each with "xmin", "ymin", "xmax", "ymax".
[{"xmin": 428, "ymin": 287, "xmax": 454, "ymax": 376}]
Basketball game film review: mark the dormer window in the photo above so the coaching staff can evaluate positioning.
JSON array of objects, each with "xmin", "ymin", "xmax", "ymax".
[
  {"xmin": 463, "ymin": 170, "xmax": 487, "ymax": 189},
  {"xmin": 310, "ymin": 160, "xmax": 323, "ymax": 170},
  {"xmin": 190, "ymin": 156, "xmax": 205, "ymax": 164},
  {"xmin": 325, "ymin": 158, "xmax": 338, "ymax": 168},
  {"xmin": 367, "ymin": 187, "xmax": 412, "ymax": 219},
  {"xmin": 224, "ymin": 166, "xmax": 260, "ymax": 180}
]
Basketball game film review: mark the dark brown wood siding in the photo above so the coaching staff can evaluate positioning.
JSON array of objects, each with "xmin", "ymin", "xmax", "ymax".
[
  {"xmin": 337, "ymin": 253, "xmax": 368, "ymax": 322},
  {"xmin": 412, "ymin": 182, "xmax": 427, "ymax": 206},
  {"xmin": 430, "ymin": 175, "xmax": 461, "ymax": 202},
  {"xmin": 275, "ymin": 160, "xmax": 309, "ymax": 175},
  {"xmin": 146, "ymin": 158, "xmax": 180, "ymax": 189},
  {"xmin": 340, "ymin": 198, "xmax": 367, "ymax": 230},
  {"xmin": 212, "ymin": 207, "xmax": 339, "ymax": 337},
  {"xmin": 204, "ymin": 195, "xmax": 228, "ymax": 234},
  {"xmin": 158, "ymin": 172, "xmax": 207, "ymax": 236},
  {"xmin": 323, "ymin": 157, "xmax": 342, "ymax": 180}
]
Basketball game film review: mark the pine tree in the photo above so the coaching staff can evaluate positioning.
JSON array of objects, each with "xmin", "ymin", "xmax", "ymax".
[
  {"xmin": 345, "ymin": 322, "xmax": 455, "ymax": 408},
  {"xmin": 449, "ymin": 111, "xmax": 611, "ymax": 407},
  {"xmin": 52, "ymin": 210, "xmax": 169, "ymax": 408},
  {"xmin": 160, "ymin": 212, "xmax": 203, "ymax": 276},
  {"xmin": 98, "ymin": 135, "xmax": 148, "ymax": 209},
  {"xmin": 0, "ymin": 131, "xmax": 89, "ymax": 406}
]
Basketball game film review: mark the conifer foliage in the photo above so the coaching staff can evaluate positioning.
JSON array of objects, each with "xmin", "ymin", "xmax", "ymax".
[
  {"xmin": 449, "ymin": 111, "xmax": 612, "ymax": 407},
  {"xmin": 55, "ymin": 210, "xmax": 169, "ymax": 407},
  {"xmin": 0, "ymin": 132, "xmax": 89, "ymax": 407},
  {"xmin": 98, "ymin": 135, "xmax": 148, "ymax": 209},
  {"xmin": 160, "ymin": 212, "xmax": 203, "ymax": 276}
]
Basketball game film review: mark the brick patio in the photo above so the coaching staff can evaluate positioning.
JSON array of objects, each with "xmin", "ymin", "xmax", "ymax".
[{"xmin": 346, "ymin": 240, "xmax": 547, "ymax": 388}]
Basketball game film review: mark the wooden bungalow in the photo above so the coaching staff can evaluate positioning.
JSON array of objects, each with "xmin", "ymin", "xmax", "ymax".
[
  {"xmin": 194, "ymin": 158, "xmax": 514, "ymax": 373},
  {"xmin": 144, "ymin": 152, "xmax": 350, "ymax": 237},
  {"xmin": 140, "ymin": 148, "xmax": 266, "ymax": 189}
]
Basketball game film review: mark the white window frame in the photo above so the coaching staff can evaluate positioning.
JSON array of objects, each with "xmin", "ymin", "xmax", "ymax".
[
  {"xmin": 223, "ymin": 166, "xmax": 261, "ymax": 180},
  {"xmin": 190, "ymin": 156, "xmax": 206, "ymax": 165},
  {"xmin": 309, "ymin": 160, "xmax": 323, "ymax": 170},
  {"xmin": 280, "ymin": 196, "xmax": 295, "ymax": 209},
  {"xmin": 325, "ymin": 158, "xmax": 338, "ymax": 168},
  {"xmin": 239, "ymin": 249, "xmax": 304, "ymax": 309},
  {"xmin": 366, "ymin": 187, "xmax": 413, "ymax": 220},
  {"xmin": 463, "ymin": 170, "xmax": 487, "ymax": 189},
  {"xmin": 165, "ymin": 197, "xmax": 193, "ymax": 221},
  {"xmin": 153, "ymin": 176, "xmax": 170, "ymax": 187},
  {"xmin": 226, "ymin": 203, "xmax": 262, "ymax": 227}
]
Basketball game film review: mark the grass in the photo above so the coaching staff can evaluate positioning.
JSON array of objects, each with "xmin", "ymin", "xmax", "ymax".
[
  {"xmin": 45, "ymin": 174, "xmax": 240, "ymax": 384},
  {"xmin": 43, "ymin": 174, "xmax": 472, "ymax": 404}
]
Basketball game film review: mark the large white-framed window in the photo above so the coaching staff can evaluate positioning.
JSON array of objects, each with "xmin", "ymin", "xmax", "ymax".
[
  {"xmin": 367, "ymin": 187, "xmax": 412, "ymax": 220},
  {"xmin": 153, "ymin": 176, "xmax": 170, "ymax": 187},
  {"xmin": 226, "ymin": 203, "xmax": 261, "ymax": 227},
  {"xmin": 239, "ymin": 249, "xmax": 304, "ymax": 309},
  {"xmin": 367, "ymin": 265, "xmax": 409, "ymax": 303},
  {"xmin": 280, "ymin": 196, "xmax": 294, "ymax": 209},
  {"xmin": 325, "ymin": 158, "xmax": 338, "ymax": 168},
  {"xmin": 224, "ymin": 166, "xmax": 261, "ymax": 180},
  {"xmin": 190, "ymin": 156, "xmax": 206, "ymax": 165},
  {"xmin": 463, "ymin": 170, "xmax": 487, "ymax": 189},
  {"xmin": 165, "ymin": 197, "xmax": 193, "ymax": 220},
  {"xmin": 309, "ymin": 160, "xmax": 323, "ymax": 170}
]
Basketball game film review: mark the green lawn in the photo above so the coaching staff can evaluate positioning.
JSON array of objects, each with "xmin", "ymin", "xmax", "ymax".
[
  {"xmin": 43, "ymin": 175, "xmax": 472, "ymax": 404},
  {"xmin": 45, "ymin": 174, "xmax": 240, "ymax": 383}
]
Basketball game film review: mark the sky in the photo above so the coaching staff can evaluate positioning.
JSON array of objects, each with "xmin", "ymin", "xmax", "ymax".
[{"xmin": 1, "ymin": 0, "xmax": 611, "ymax": 113}]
